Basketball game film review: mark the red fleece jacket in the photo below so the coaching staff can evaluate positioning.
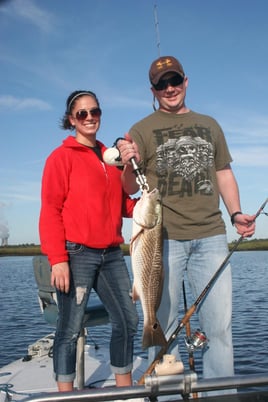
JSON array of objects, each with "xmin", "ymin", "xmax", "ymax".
[{"xmin": 39, "ymin": 136, "xmax": 137, "ymax": 265}]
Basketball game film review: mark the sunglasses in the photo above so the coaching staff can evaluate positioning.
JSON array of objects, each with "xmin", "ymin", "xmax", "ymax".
[
  {"xmin": 153, "ymin": 74, "xmax": 184, "ymax": 91},
  {"xmin": 75, "ymin": 107, "xmax": 102, "ymax": 120}
]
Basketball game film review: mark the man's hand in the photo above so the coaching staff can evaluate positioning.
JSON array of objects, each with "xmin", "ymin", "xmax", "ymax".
[
  {"xmin": 117, "ymin": 133, "xmax": 141, "ymax": 165},
  {"xmin": 233, "ymin": 213, "xmax": 256, "ymax": 237}
]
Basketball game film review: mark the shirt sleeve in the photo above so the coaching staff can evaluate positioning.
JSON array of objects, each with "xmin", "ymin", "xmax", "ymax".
[{"xmin": 39, "ymin": 150, "xmax": 70, "ymax": 265}]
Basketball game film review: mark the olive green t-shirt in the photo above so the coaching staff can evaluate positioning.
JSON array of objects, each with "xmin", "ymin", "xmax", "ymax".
[{"xmin": 130, "ymin": 110, "xmax": 232, "ymax": 240}]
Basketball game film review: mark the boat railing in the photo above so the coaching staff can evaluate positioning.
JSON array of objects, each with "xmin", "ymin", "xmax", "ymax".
[{"xmin": 21, "ymin": 372, "xmax": 268, "ymax": 401}]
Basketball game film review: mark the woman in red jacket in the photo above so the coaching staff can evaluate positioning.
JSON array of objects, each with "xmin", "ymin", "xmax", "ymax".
[{"xmin": 39, "ymin": 90, "xmax": 139, "ymax": 394}]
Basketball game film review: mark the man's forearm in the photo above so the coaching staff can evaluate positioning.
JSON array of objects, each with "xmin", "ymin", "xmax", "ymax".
[{"xmin": 121, "ymin": 164, "xmax": 140, "ymax": 194}]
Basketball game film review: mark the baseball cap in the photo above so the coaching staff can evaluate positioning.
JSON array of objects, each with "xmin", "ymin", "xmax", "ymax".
[{"xmin": 149, "ymin": 56, "xmax": 185, "ymax": 85}]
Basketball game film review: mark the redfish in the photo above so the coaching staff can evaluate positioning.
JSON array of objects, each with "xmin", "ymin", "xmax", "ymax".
[{"xmin": 130, "ymin": 188, "xmax": 167, "ymax": 349}]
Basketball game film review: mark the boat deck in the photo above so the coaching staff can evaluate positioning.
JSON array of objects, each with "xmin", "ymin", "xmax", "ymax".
[{"xmin": 1, "ymin": 335, "xmax": 268, "ymax": 402}]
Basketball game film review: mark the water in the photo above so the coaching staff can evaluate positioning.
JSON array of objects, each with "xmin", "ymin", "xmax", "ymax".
[{"xmin": 0, "ymin": 252, "xmax": 268, "ymax": 381}]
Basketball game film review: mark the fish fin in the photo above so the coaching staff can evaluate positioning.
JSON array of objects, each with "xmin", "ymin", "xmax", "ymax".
[
  {"xmin": 142, "ymin": 320, "xmax": 167, "ymax": 349},
  {"xmin": 129, "ymin": 228, "xmax": 144, "ymax": 255}
]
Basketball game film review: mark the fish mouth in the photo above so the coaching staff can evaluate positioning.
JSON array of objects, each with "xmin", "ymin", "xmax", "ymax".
[{"xmin": 133, "ymin": 188, "xmax": 161, "ymax": 228}]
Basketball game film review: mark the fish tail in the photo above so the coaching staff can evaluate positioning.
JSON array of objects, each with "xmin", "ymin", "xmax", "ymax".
[{"xmin": 142, "ymin": 320, "xmax": 167, "ymax": 349}]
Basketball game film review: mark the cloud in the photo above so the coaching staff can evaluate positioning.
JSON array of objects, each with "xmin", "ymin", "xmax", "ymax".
[
  {"xmin": 0, "ymin": 95, "xmax": 52, "ymax": 111},
  {"xmin": 0, "ymin": 222, "xmax": 9, "ymax": 239},
  {"xmin": 225, "ymin": 121, "xmax": 268, "ymax": 145},
  {"xmin": 1, "ymin": 188, "xmax": 40, "ymax": 203},
  {"xmin": 0, "ymin": 200, "xmax": 9, "ymax": 239},
  {"xmin": 232, "ymin": 147, "xmax": 268, "ymax": 167},
  {"xmin": 0, "ymin": 172, "xmax": 41, "ymax": 203},
  {"xmin": 2, "ymin": 0, "xmax": 56, "ymax": 33},
  {"xmin": 0, "ymin": 201, "xmax": 9, "ymax": 208},
  {"xmin": 103, "ymin": 94, "xmax": 151, "ymax": 109}
]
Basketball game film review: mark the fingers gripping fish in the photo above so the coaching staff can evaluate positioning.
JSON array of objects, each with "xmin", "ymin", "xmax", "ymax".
[{"xmin": 130, "ymin": 188, "xmax": 167, "ymax": 349}]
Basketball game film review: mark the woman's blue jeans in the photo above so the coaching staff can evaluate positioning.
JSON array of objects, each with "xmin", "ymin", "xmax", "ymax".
[
  {"xmin": 149, "ymin": 235, "xmax": 234, "ymax": 384},
  {"xmin": 53, "ymin": 243, "xmax": 138, "ymax": 383}
]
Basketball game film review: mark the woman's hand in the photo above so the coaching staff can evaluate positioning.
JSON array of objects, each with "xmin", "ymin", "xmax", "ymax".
[{"xmin": 51, "ymin": 261, "xmax": 70, "ymax": 293}]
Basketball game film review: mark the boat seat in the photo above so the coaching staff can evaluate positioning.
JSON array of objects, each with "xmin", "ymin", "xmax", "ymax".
[{"xmin": 32, "ymin": 255, "xmax": 109, "ymax": 389}]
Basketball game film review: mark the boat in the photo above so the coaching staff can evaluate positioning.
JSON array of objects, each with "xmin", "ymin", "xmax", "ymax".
[
  {"xmin": 1, "ymin": 256, "xmax": 268, "ymax": 402},
  {"xmin": 2, "ymin": 335, "xmax": 268, "ymax": 402}
]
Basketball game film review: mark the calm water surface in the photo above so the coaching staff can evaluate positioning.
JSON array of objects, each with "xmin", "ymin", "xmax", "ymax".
[{"xmin": 0, "ymin": 252, "xmax": 268, "ymax": 379}]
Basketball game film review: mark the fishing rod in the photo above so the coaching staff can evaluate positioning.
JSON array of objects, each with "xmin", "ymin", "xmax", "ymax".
[
  {"xmin": 138, "ymin": 197, "xmax": 268, "ymax": 385},
  {"xmin": 182, "ymin": 280, "xmax": 198, "ymax": 399},
  {"xmin": 182, "ymin": 280, "xmax": 196, "ymax": 373},
  {"xmin": 183, "ymin": 281, "xmax": 208, "ymax": 399}
]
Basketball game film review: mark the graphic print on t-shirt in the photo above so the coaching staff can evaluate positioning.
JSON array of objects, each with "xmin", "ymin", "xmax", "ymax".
[{"xmin": 154, "ymin": 124, "xmax": 214, "ymax": 196}]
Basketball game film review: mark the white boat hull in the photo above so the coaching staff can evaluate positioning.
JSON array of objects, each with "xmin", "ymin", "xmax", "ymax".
[
  {"xmin": 0, "ymin": 333, "xmax": 147, "ymax": 401},
  {"xmin": 2, "ymin": 334, "xmax": 268, "ymax": 402}
]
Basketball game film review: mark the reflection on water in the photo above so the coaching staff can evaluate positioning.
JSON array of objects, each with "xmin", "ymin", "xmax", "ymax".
[{"xmin": 0, "ymin": 252, "xmax": 268, "ymax": 380}]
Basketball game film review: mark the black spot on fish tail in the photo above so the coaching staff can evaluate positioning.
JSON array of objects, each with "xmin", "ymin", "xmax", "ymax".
[{"xmin": 142, "ymin": 320, "xmax": 167, "ymax": 349}]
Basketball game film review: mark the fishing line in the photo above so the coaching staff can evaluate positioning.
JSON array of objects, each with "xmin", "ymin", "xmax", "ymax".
[{"xmin": 138, "ymin": 197, "xmax": 268, "ymax": 385}]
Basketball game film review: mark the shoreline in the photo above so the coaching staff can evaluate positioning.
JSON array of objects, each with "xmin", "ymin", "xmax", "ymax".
[{"xmin": 1, "ymin": 239, "xmax": 268, "ymax": 257}]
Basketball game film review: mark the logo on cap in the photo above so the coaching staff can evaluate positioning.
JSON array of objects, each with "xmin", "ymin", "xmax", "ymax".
[{"xmin": 155, "ymin": 58, "xmax": 174, "ymax": 71}]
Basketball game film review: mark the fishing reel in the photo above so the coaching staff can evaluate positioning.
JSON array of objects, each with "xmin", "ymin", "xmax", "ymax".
[
  {"xmin": 103, "ymin": 141, "xmax": 123, "ymax": 167},
  {"xmin": 103, "ymin": 138, "xmax": 149, "ymax": 191},
  {"xmin": 185, "ymin": 329, "xmax": 208, "ymax": 353}
]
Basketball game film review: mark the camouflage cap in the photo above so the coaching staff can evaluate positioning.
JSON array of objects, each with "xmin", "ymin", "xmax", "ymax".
[{"xmin": 149, "ymin": 56, "xmax": 185, "ymax": 85}]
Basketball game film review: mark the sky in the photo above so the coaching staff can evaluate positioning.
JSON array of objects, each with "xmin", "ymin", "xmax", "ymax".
[{"xmin": 0, "ymin": 0, "xmax": 268, "ymax": 246}]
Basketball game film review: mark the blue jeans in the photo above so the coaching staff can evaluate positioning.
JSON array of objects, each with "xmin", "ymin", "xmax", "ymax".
[
  {"xmin": 53, "ymin": 243, "xmax": 138, "ymax": 383},
  {"xmin": 149, "ymin": 235, "xmax": 234, "ymax": 386}
]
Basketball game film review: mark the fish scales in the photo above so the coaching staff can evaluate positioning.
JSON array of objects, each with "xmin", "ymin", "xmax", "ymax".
[{"xmin": 130, "ymin": 188, "xmax": 167, "ymax": 349}]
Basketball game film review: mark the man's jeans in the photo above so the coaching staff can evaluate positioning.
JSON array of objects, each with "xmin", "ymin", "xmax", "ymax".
[
  {"xmin": 149, "ymin": 235, "xmax": 234, "ymax": 383},
  {"xmin": 53, "ymin": 243, "xmax": 138, "ymax": 383}
]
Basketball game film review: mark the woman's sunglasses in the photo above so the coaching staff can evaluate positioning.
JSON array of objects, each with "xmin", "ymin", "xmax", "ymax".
[
  {"xmin": 75, "ymin": 107, "xmax": 102, "ymax": 121},
  {"xmin": 153, "ymin": 74, "xmax": 184, "ymax": 91}
]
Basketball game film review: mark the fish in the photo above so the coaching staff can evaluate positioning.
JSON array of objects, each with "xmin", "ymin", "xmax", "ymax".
[{"xmin": 130, "ymin": 188, "xmax": 167, "ymax": 349}]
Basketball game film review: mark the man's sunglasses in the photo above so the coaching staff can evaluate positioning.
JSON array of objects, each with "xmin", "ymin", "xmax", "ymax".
[
  {"xmin": 153, "ymin": 74, "xmax": 184, "ymax": 91},
  {"xmin": 75, "ymin": 107, "xmax": 102, "ymax": 120}
]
